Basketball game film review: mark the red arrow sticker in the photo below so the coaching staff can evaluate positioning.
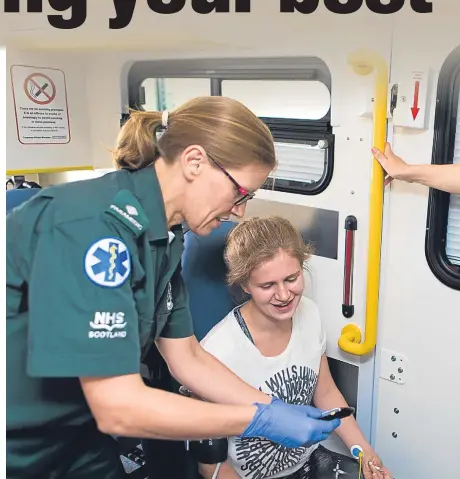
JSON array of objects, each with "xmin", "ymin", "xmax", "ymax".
[{"xmin": 411, "ymin": 80, "xmax": 420, "ymax": 120}]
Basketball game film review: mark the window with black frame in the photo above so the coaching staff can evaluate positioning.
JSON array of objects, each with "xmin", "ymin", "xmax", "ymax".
[
  {"xmin": 221, "ymin": 79, "xmax": 334, "ymax": 196},
  {"xmin": 126, "ymin": 58, "xmax": 334, "ymax": 197},
  {"xmin": 425, "ymin": 45, "xmax": 460, "ymax": 291},
  {"xmin": 446, "ymin": 95, "xmax": 460, "ymax": 268}
]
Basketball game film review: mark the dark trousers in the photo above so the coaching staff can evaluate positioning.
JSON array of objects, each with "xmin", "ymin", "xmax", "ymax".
[
  {"xmin": 7, "ymin": 420, "xmax": 125, "ymax": 479},
  {"xmin": 142, "ymin": 438, "xmax": 193, "ymax": 479},
  {"xmin": 141, "ymin": 351, "xmax": 195, "ymax": 479}
]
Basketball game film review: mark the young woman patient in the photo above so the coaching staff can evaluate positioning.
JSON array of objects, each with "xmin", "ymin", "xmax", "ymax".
[{"xmin": 197, "ymin": 216, "xmax": 392, "ymax": 479}]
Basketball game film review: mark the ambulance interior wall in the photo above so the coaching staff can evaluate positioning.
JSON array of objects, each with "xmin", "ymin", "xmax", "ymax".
[{"xmin": 372, "ymin": 27, "xmax": 460, "ymax": 475}]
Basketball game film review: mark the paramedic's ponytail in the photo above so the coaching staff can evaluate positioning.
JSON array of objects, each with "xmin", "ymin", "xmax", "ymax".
[
  {"xmin": 111, "ymin": 96, "xmax": 276, "ymax": 173},
  {"xmin": 112, "ymin": 110, "xmax": 164, "ymax": 170}
]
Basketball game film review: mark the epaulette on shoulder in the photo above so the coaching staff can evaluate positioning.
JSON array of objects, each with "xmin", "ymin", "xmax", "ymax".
[{"xmin": 105, "ymin": 189, "xmax": 149, "ymax": 237}]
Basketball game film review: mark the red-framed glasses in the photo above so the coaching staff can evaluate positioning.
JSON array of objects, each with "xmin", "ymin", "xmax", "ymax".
[{"xmin": 207, "ymin": 154, "xmax": 255, "ymax": 206}]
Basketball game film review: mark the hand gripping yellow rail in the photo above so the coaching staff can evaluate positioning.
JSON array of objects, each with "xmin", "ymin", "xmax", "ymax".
[{"xmin": 338, "ymin": 50, "xmax": 388, "ymax": 356}]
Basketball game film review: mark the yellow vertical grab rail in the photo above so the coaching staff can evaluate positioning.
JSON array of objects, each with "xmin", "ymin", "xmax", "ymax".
[{"xmin": 338, "ymin": 50, "xmax": 388, "ymax": 356}]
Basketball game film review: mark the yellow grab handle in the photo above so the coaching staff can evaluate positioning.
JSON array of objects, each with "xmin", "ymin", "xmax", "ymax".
[{"xmin": 338, "ymin": 50, "xmax": 388, "ymax": 356}]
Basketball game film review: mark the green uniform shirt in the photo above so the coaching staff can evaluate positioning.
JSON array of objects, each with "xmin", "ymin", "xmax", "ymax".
[{"xmin": 6, "ymin": 167, "xmax": 194, "ymax": 474}]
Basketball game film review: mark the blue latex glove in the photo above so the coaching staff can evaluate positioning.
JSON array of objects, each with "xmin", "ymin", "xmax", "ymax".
[{"xmin": 241, "ymin": 397, "xmax": 341, "ymax": 448}]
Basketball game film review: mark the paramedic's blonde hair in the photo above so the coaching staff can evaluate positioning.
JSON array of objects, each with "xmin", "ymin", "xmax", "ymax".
[
  {"xmin": 225, "ymin": 216, "xmax": 314, "ymax": 287},
  {"xmin": 112, "ymin": 96, "xmax": 276, "ymax": 172}
]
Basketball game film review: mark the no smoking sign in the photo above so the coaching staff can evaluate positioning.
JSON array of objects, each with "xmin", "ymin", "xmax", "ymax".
[
  {"xmin": 24, "ymin": 73, "xmax": 57, "ymax": 105},
  {"xmin": 10, "ymin": 65, "xmax": 70, "ymax": 144}
]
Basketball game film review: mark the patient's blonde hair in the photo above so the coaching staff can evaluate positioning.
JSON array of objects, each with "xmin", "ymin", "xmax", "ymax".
[{"xmin": 225, "ymin": 216, "xmax": 314, "ymax": 287}]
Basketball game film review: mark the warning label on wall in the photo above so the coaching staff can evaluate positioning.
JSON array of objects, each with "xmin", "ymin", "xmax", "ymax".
[{"xmin": 10, "ymin": 65, "xmax": 71, "ymax": 144}]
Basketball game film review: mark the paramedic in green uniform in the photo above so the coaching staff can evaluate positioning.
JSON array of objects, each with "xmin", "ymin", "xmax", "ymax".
[{"xmin": 6, "ymin": 96, "xmax": 341, "ymax": 478}]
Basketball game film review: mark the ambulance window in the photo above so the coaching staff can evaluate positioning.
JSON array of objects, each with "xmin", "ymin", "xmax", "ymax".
[
  {"xmin": 222, "ymin": 79, "xmax": 333, "ymax": 195},
  {"xmin": 446, "ymin": 96, "xmax": 460, "ymax": 267},
  {"xmin": 127, "ymin": 58, "xmax": 334, "ymax": 195},
  {"xmin": 221, "ymin": 80, "xmax": 331, "ymax": 120},
  {"xmin": 265, "ymin": 139, "xmax": 333, "ymax": 196},
  {"xmin": 425, "ymin": 45, "xmax": 460, "ymax": 290},
  {"xmin": 139, "ymin": 78, "xmax": 211, "ymax": 110}
]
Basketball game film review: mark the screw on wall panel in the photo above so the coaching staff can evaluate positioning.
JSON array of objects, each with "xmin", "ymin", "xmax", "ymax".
[
  {"xmin": 351, "ymin": 190, "xmax": 355, "ymax": 195},
  {"xmin": 401, "ymin": 96, "xmax": 407, "ymax": 102},
  {"xmin": 390, "ymin": 374, "xmax": 395, "ymax": 380},
  {"xmin": 347, "ymin": 137, "xmax": 350, "ymax": 140},
  {"xmin": 360, "ymin": 138, "xmax": 363, "ymax": 141},
  {"xmin": 392, "ymin": 432, "xmax": 398, "ymax": 438},
  {"xmin": 391, "ymin": 356, "xmax": 396, "ymax": 362},
  {"xmin": 398, "ymin": 367, "xmax": 404, "ymax": 373},
  {"xmin": 394, "ymin": 408, "xmax": 400, "ymax": 414}
]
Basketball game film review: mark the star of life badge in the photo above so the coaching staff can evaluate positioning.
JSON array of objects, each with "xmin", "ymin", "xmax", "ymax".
[{"xmin": 84, "ymin": 237, "xmax": 130, "ymax": 288}]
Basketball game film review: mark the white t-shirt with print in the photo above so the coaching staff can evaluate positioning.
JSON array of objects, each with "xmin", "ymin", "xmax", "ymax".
[{"xmin": 200, "ymin": 296, "xmax": 326, "ymax": 479}]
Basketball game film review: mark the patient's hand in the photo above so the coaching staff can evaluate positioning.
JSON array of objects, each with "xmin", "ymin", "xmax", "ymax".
[
  {"xmin": 363, "ymin": 454, "xmax": 392, "ymax": 479},
  {"xmin": 198, "ymin": 461, "xmax": 240, "ymax": 478}
]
